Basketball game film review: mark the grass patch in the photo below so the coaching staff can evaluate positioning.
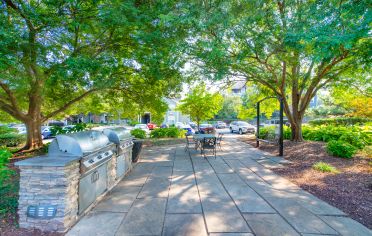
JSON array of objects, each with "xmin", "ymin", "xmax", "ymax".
[{"xmin": 312, "ymin": 162, "xmax": 340, "ymax": 173}]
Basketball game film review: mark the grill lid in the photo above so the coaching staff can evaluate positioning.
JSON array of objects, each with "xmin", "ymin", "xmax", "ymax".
[
  {"xmin": 50, "ymin": 130, "xmax": 111, "ymax": 156},
  {"xmin": 103, "ymin": 127, "xmax": 132, "ymax": 145}
]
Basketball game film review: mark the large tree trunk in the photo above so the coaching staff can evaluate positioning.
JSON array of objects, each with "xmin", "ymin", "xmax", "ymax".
[
  {"xmin": 24, "ymin": 119, "xmax": 43, "ymax": 151},
  {"xmin": 290, "ymin": 117, "xmax": 304, "ymax": 142}
]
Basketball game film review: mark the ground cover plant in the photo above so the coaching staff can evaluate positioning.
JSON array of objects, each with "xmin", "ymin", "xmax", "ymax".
[
  {"xmin": 312, "ymin": 162, "xmax": 339, "ymax": 173},
  {"xmin": 0, "ymin": 148, "xmax": 18, "ymax": 227},
  {"xmin": 258, "ymin": 122, "xmax": 371, "ymax": 158}
]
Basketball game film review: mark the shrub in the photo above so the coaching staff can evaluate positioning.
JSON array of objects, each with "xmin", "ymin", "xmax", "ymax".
[
  {"xmin": 0, "ymin": 126, "xmax": 17, "ymax": 134},
  {"xmin": 257, "ymin": 126, "xmax": 291, "ymax": 140},
  {"xmin": 326, "ymin": 140, "xmax": 357, "ymax": 159},
  {"xmin": 309, "ymin": 117, "xmax": 372, "ymax": 126},
  {"xmin": 150, "ymin": 127, "xmax": 186, "ymax": 138},
  {"xmin": 0, "ymin": 148, "xmax": 18, "ymax": 220},
  {"xmin": 0, "ymin": 133, "xmax": 26, "ymax": 147},
  {"xmin": 130, "ymin": 129, "xmax": 146, "ymax": 139},
  {"xmin": 312, "ymin": 162, "xmax": 339, "ymax": 173}
]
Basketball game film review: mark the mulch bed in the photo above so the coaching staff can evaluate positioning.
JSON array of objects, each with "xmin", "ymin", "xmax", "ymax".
[{"xmin": 241, "ymin": 136, "xmax": 372, "ymax": 229}]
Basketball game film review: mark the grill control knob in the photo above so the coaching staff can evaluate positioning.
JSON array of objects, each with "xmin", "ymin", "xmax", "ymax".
[
  {"xmin": 88, "ymin": 159, "xmax": 94, "ymax": 164},
  {"xmin": 105, "ymin": 151, "xmax": 109, "ymax": 156},
  {"xmin": 97, "ymin": 155, "xmax": 102, "ymax": 159}
]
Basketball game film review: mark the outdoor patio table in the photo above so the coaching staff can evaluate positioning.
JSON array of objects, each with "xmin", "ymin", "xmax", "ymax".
[{"xmin": 193, "ymin": 134, "xmax": 216, "ymax": 152}]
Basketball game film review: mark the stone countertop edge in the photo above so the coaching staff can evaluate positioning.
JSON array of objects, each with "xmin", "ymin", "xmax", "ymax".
[{"xmin": 14, "ymin": 155, "xmax": 81, "ymax": 167}]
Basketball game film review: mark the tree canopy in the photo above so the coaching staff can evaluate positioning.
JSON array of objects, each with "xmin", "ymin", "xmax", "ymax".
[
  {"xmin": 0, "ymin": 0, "xmax": 187, "ymax": 149},
  {"xmin": 187, "ymin": 0, "xmax": 371, "ymax": 140},
  {"xmin": 177, "ymin": 84, "xmax": 223, "ymax": 127}
]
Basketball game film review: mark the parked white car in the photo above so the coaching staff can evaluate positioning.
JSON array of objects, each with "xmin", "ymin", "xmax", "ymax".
[{"xmin": 229, "ymin": 121, "xmax": 256, "ymax": 134}]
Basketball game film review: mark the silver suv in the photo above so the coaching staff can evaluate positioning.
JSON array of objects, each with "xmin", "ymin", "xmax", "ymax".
[{"xmin": 229, "ymin": 121, "xmax": 256, "ymax": 134}]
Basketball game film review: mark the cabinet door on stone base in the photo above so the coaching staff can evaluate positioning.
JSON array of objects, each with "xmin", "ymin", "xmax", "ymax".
[
  {"xmin": 95, "ymin": 163, "xmax": 108, "ymax": 196},
  {"xmin": 116, "ymin": 154, "xmax": 125, "ymax": 178},
  {"xmin": 79, "ymin": 173, "xmax": 96, "ymax": 214}
]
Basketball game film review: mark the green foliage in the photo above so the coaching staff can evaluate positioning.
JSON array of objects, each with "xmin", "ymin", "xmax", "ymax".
[
  {"xmin": 259, "ymin": 124, "xmax": 371, "ymax": 150},
  {"xmin": 0, "ymin": 126, "xmax": 17, "ymax": 134},
  {"xmin": 188, "ymin": 0, "xmax": 370, "ymax": 140},
  {"xmin": 0, "ymin": 0, "xmax": 187, "ymax": 149},
  {"xmin": 257, "ymin": 126, "xmax": 291, "ymax": 140},
  {"xmin": 312, "ymin": 162, "xmax": 339, "ymax": 173},
  {"xmin": 0, "ymin": 133, "xmax": 26, "ymax": 147},
  {"xmin": 302, "ymin": 125, "xmax": 371, "ymax": 149},
  {"xmin": 309, "ymin": 117, "xmax": 372, "ymax": 126},
  {"xmin": 238, "ymin": 84, "xmax": 278, "ymax": 120},
  {"xmin": 326, "ymin": 140, "xmax": 357, "ymax": 159},
  {"xmin": 177, "ymin": 84, "xmax": 223, "ymax": 126},
  {"xmin": 0, "ymin": 148, "xmax": 18, "ymax": 221},
  {"xmin": 150, "ymin": 128, "xmax": 186, "ymax": 138},
  {"xmin": 50, "ymin": 123, "xmax": 87, "ymax": 136},
  {"xmin": 128, "ymin": 120, "xmax": 140, "ymax": 126},
  {"xmin": 216, "ymin": 96, "xmax": 242, "ymax": 119},
  {"xmin": 130, "ymin": 129, "xmax": 146, "ymax": 139}
]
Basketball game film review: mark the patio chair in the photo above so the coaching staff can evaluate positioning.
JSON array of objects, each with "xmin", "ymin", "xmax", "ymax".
[
  {"xmin": 185, "ymin": 135, "xmax": 197, "ymax": 152},
  {"xmin": 201, "ymin": 137, "xmax": 217, "ymax": 159},
  {"xmin": 216, "ymin": 133, "xmax": 224, "ymax": 150}
]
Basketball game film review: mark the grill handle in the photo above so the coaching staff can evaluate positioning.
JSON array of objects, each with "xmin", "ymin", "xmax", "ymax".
[
  {"xmin": 91, "ymin": 172, "xmax": 95, "ymax": 183},
  {"xmin": 91, "ymin": 170, "xmax": 99, "ymax": 183}
]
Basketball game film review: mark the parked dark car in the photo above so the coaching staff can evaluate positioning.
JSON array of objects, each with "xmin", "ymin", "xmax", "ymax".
[{"xmin": 199, "ymin": 124, "xmax": 215, "ymax": 134}]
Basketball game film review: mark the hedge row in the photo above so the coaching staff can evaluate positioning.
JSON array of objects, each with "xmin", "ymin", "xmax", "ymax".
[
  {"xmin": 258, "ymin": 124, "xmax": 371, "ymax": 158},
  {"xmin": 0, "ymin": 133, "xmax": 26, "ymax": 147},
  {"xmin": 308, "ymin": 117, "xmax": 372, "ymax": 126},
  {"xmin": 150, "ymin": 127, "xmax": 186, "ymax": 138}
]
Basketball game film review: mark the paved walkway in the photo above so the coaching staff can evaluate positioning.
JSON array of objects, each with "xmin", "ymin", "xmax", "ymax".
[{"xmin": 67, "ymin": 134, "xmax": 372, "ymax": 236}]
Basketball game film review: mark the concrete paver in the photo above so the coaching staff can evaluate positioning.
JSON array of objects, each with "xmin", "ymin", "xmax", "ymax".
[
  {"xmin": 67, "ymin": 134, "xmax": 371, "ymax": 236},
  {"xmin": 162, "ymin": 214, "xmax": 208, "ymax": 236},
  {"xmin": 243, "ymin": 213, "xmax": 300, "ymax": 236},
  {"xmin": 115, "ymin": 198, "xmax": 167, "ymax": 235},
  {"xmin": 66, "ymin": 211, "xmax": 125, "ymax": 236}
]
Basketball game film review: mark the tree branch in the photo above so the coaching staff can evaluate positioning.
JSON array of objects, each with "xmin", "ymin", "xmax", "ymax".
[{"xmin": 42, "ymin": 89, "xmax": 99, "ymax": 121}]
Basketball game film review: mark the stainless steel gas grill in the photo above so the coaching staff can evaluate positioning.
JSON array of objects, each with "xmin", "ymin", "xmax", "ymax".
[
  {"xmin": 103, "ymin": 127, "xmax": 133, "ymax": 178},
  {"xmin": 48, "ymin": 130, "xmax": 115, "ymax": 214}
]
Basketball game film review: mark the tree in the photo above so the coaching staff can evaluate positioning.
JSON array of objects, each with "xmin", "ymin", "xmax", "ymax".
[
  {"xmin": 187, "ymin": 0, "xmax": 371, "ymax": 141},
  {"xmin": 0, "ymin": 0, "xmax": 186, "ymax": 150},
  {"xmin": 216, "ymin": 96, "xmax": 242, "ymax": 120},
  {"xmin": 330, "ymin": 70, "xmax": 372, "ymax": 117},
  {"xmin": 177, "ymin": 84, "xmax": 223, "ymax": 128}
]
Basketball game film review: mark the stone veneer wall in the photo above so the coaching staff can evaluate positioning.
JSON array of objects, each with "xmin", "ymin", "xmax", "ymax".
[
  {"xmin": 17, "ymin": 161, "xmax": 80, "ymax": 232},
  {"xmin": 107, "ymin": 155, "xmax": 117, "ymax": 189}
]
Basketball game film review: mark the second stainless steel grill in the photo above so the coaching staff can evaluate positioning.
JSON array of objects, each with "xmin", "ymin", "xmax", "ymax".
[{"xmin": 103, "ymin": 127, "xmax": 133, "ymax": 178}]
